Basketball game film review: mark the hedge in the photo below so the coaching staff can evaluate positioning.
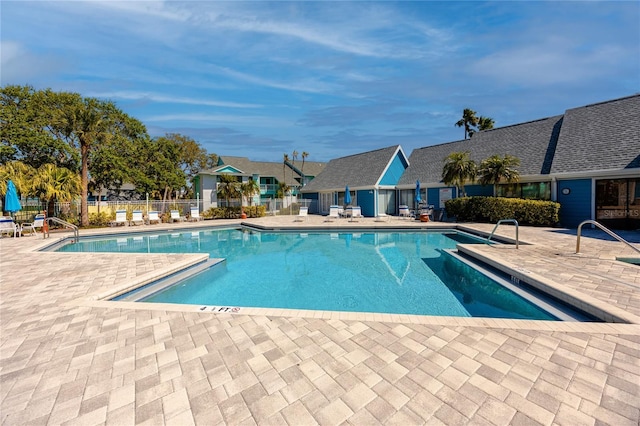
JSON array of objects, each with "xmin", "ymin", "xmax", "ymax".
[
  {"xmin": 445, "ymin": 197, "xmax": 560, "ymax": 226},
  {"xmin": 203, "ymin": 205, "xmax": 266, "ymax": 219}
]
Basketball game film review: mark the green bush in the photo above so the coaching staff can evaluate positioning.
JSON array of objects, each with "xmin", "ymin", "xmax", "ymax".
[
  {"xmin": 202, "ymin": 205, "xmax": 267, "ymax": 219},
  {"xmin": 89, "ymin": 211, "xmax": 112, "ymax": 227},
  {"xmin": 445, "ymin": 197, "xmax": 560, "ymax": 226}
]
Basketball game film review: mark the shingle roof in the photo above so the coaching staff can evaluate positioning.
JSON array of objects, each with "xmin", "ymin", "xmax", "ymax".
[
  {"xmin": 398, "ymin": 115, "xmax": 563, "ymax": 186},
  {"xmin": 302, "ymin": 145, "xmax": 403, "ymax": 192},
  {"xmin": 203, "ymin": 156, "xmax": 324, "ymax": 187},
  {"xmin": 550, "ymin": 94, "xmax": 640, "ymax": 174}
]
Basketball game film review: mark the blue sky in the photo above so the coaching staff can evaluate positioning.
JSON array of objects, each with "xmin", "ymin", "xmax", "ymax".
[{"xmin": 2, "ymin": 1, "xmax": 639, "ymax": 162}]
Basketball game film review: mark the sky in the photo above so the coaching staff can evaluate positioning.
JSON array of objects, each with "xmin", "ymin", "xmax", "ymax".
[{"xmin": 2, "ymin": 1, "xmax": 639, "ymax": 163}]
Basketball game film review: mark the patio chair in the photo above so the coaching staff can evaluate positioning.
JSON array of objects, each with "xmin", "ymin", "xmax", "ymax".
[
  {"xmin": 294, "ymin": 206, "xmax": 308, "ymax": 222},
  {"xmin": 147, "ymin": 211, "xmax": 161, "ymax": 225},
  {"xmin": 188, "ymin": 207, "xmax": 203, "ymax": 222},
  {"xmin": 399, "ymin": 205, "xmax": 414, "ymax": 219},
  {"xmin": 0, "ymin": 218, "xmax": 20, "ymax": 238},
  {"xmin": 324, "ymin": 205, "xmax": 341, "ymax": 222},
  {"xmin": 130, "ymin": 210, "xmax": 144, "ymax": 226},
  {"xmin": 21, "ymin": 214, "xmax": 46, "ymax": 236},
  {"xmin": 110, "ymin": 210, "xmax": 128, "ymax": 227},
  {"xmin": 170, "ymin": 210, "xmax": 185, "ymax": 222},
  {"xmin": 347, "ymin": 206, "xmax": 363, "ymax": 222}
]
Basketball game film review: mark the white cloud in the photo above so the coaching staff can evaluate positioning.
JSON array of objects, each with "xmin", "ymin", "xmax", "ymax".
[{"xmin": 85, "ymin": 90, "xmax": 261, "ymax": 109}]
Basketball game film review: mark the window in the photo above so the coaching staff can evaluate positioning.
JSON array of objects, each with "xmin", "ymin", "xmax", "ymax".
[{"xmin": 496, "ymin": 182, "xmax": 551, "ymax": 200}]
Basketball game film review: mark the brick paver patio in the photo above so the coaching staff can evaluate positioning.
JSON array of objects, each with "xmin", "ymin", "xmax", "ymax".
[{"xmin": 1, "ymin": 216, "xmax": 638, "ymax": 425}]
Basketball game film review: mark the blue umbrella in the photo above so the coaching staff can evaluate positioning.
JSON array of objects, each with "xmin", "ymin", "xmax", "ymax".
[
  {"xmin": 344, "ymin": 185, "xmax": 352, "ymax": 206},
  {"xmin": 415, "ymin": 180, "xmax": 422, "ymax": 204},
  {"xmin": 3, "ymin": 180, "xmax": 21, "ymax": 217}
]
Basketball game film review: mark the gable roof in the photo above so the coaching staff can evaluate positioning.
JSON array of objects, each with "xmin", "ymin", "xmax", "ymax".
[
  {"xmin": 201, "ymin": 156, "xmax": 325, "ymax": 187},
  {"xmin": 550, "ymin": 94, "xmax": 640, "ymax": 174},
  {"xmin": 302, "ymin": 145, "xmax": 406, "ymax": 192},
  {"xmin": 399, "ymin": 115, "xmax": 563, "ymax": 186}
]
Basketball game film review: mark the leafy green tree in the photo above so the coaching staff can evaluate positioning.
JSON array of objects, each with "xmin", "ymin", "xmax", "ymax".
[
  {"xmin": 240, "ymin": 179, "xmax": 260, "ymax": 207},
  {"xmin": 0, "ymin": 161, "xmax": 35, "ymax": 196},
  {"xmin": 217, "ymin": 173, "xmax": 240, "ymax": 209},
  {"xmin": 455, "ymin": 108, "xmax": 479, "ymax": 140},
  {"xmin": 33, "ymin": 163, "xmax": 81, "ymax": 217},
  {"xmin": 477, "ymin": 116, "xmax": 495, "ymax": 131},
  {"xmin": 478, "ymin": 155, "xmax": 521, "ymax": 194},
  {"xmin": 276, "ymin": 182, "xmax": 290, "ymax": 199},
  {"xmin": 442, "ymin": 151, "xmax": 477, "ymax": 197},
  {"xmin": 1, "ymin": 85, "xmax": 78, "ymax": 170},
  {"xmin": 157, "ymin": 133, "xmax": 217, "ymax": 198},
  {"xmin": 57, "ymin": 94, "xmax": 148, "ymax": 226}
]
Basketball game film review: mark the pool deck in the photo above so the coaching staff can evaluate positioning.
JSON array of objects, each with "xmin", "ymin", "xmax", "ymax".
[{"xmin": 1, "ymin": 215, "xmax": 639, "ymax": 425}]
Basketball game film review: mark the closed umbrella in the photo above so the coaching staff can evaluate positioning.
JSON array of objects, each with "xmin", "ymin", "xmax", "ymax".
[
  {"xmin": 344, "ymin": 185, "xmax": 352, "ymax": 206},
  {"xmin": 415, "ymin": 180, "xmax": 421, "ymax": 205},
  {"xmin": 4, "ymin": 180, "xmax": 21, "ymax": 218}
]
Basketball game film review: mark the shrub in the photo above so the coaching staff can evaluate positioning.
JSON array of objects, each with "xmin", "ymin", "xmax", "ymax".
[
  {"xmin": 89, "ymin": 211, "xmax": 112, "ymax": 227},
  {"xmin": 445, "ymin": 197, "xmax": 560, "ymax": 226},
  {"xmin": 202, "ymin": 205, "xmax": 267, "ymax": 219}
]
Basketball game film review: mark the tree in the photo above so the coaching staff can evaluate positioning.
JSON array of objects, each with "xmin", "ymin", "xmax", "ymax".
[
  {"xmin": 276, "ymin": 182, "xmax": 290, "ymax": 199},
  {"xmin": 217, "ymin": 173, "xmax": 240, "ymax": 209},
  {"xmin": 157, "ymin": 133, "xmax": 217, "ymax": 198},
  {"xmin": 477, "ymin": 116, "xmax": 495, "ymax": 131},
  {"xmin": 57, "ymin": 95, "xmax": 148, "ymax": 226},
  {"xmin": 33, "ymin": 163, "xmax": 81, "ymax": 217},
  {"xmin": 442, "ymin": 151, "xmax": 477, "ymax": 197},
  {"xmin": 455, "ymin": 108, "xmax": 479, "ymax": 140},
  {"xmin": 0, "ymin": 161, "xmax": 35, "ymax": 196},
  {"xmin": 1, "ymin": 85, "xmax": 78, "ymax": 170},
  {"xmin": 240, "ymin": 179, "xmax": 260, "ymax": 207},
  {"xmin": 478, "ymin": 155, "xmax": 521, "ymax": 194},
  {"xmin": 301, "ymin": 151, "xmax": 309, "ymax": 186}
]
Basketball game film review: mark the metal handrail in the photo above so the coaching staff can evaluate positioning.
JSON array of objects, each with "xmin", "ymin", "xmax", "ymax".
[
  {"xmin": 576, "ymin": 220, "xmax": 640, "ymax": 254},
  {"xmin": 45, "ymin": 217, "xmax": 79, "ymax": 241},
  {"xmin": 487, "ymin": 219, "xmax": 519, "ymax": 249}
]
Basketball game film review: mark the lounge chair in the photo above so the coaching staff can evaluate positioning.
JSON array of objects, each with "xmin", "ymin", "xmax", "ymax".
[
  {"xmin": 21, "ymin": 214, "xmax": 46, "ymax": 236},
  {"xmin": 294, "ymin": 206, "xmax": 308, "ymax": 222},
  {"xmin": 130, "ymin": 210, "xmax": 144, "ymax": 226},
  {"xmin": 170, "ymin": 210, "xmax": 185, "ymax": 222},
  {"xmin": 147, "ymin": 211, "xmax": 161, "ymax": 225},
  {"xmin": 110, "ymin": 210, "xmax": 128, "ymax": 227},
  {"xmin": 188, "ymin": 207, "xmax": 203, "ymax": 222},
  {"xmin": 347, "ymin": 206, "xmax": 363, "ymax": 222},
  {"xmin": 399, "ymin": 205, "xmax": 414, "ymax": 219},
  {"xmin": 0, "ymin": 218, "xmax": 20, "ymax": 238},
  {"xmin": 324, "ymin": 205, "xmax": 341, "ymax": 222}
]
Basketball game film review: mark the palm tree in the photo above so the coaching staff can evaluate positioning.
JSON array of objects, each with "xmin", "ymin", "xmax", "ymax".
[
  {"xmin": 478, "ymin": 154, "xmax": 521, "ymax": 194},
  {"xmin": 33, "ymin": 164, "xmax": 81, "ymax": 217},
  {"xmin": 442, "ymin": 151, "xmax": 477, "ymax": 197},
  {"xmin": 216, "ymin": 173, "xmax": 240, "ymax": 215},
  {"xmin": 276, "ymin": 182, "xmax": 290, "ymax": 199},
  {"xmin": 455, "ymin": 108, "xmax": 478, "ymax": 140},
  {"xmin": 0, "ymin": 161, "xmax": 35, "ymax": 196},
  {"xmin": 301, "ymin": 151, "xmax": 309, "ymax": 186},
  {"xmin": 240, "ymin": 179, "xmax": 260, "ymax": 208},
  {"xmin": 477, "ymin": 116, "xmax": 495, "ymax": 132}
]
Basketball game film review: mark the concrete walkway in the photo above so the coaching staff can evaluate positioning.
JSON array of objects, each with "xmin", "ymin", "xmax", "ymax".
[{"xmin": 1, "ymin": 216, "xmax": 638, "ymax": 425}]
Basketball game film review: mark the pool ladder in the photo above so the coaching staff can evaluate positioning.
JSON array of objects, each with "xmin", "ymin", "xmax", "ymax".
[
  {"xmin": 44, "ymin": 217, "xmax": 79, "ymax": 242},
  {"xmin": 487, "ymin": 219, "xmax": 519, "ymax": 249},
  {"xmin": 576, "ymin": 220, "xmax": 640, "ymax": 254}
]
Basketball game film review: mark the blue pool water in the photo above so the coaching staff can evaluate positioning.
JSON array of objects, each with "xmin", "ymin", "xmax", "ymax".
[{"xmin": 57, "ymin": 229, "xmax": 559, "ymax": 320}]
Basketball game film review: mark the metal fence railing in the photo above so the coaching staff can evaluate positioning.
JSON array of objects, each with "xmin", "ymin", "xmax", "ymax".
[{"xmin": 3, "ymin": 197, "xmax": 318, "ymax": 221}]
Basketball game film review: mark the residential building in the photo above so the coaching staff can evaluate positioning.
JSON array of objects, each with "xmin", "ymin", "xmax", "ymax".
[
  {"xmin": 195, "ymin": 156, "xmax": 325, "ymax": 211},
  {"xmin": 301, "ymin": 145, "xmax": 409, "ymax": 216}
]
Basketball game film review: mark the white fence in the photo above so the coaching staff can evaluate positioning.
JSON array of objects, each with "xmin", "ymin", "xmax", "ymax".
[{"xmin": 6, "ymin": 198, "xmax": 317, "ymax": 221}]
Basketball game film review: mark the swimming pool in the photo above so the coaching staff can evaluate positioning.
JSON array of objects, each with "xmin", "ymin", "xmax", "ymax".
[{"xmin": 56, "ymin": 228, "xmax": 589, "ymax": 320}]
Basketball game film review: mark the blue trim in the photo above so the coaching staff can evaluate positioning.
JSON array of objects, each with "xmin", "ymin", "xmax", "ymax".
[{"xmin": 379, "ymin": 152, "xmax": 408, "ymax": 185}]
